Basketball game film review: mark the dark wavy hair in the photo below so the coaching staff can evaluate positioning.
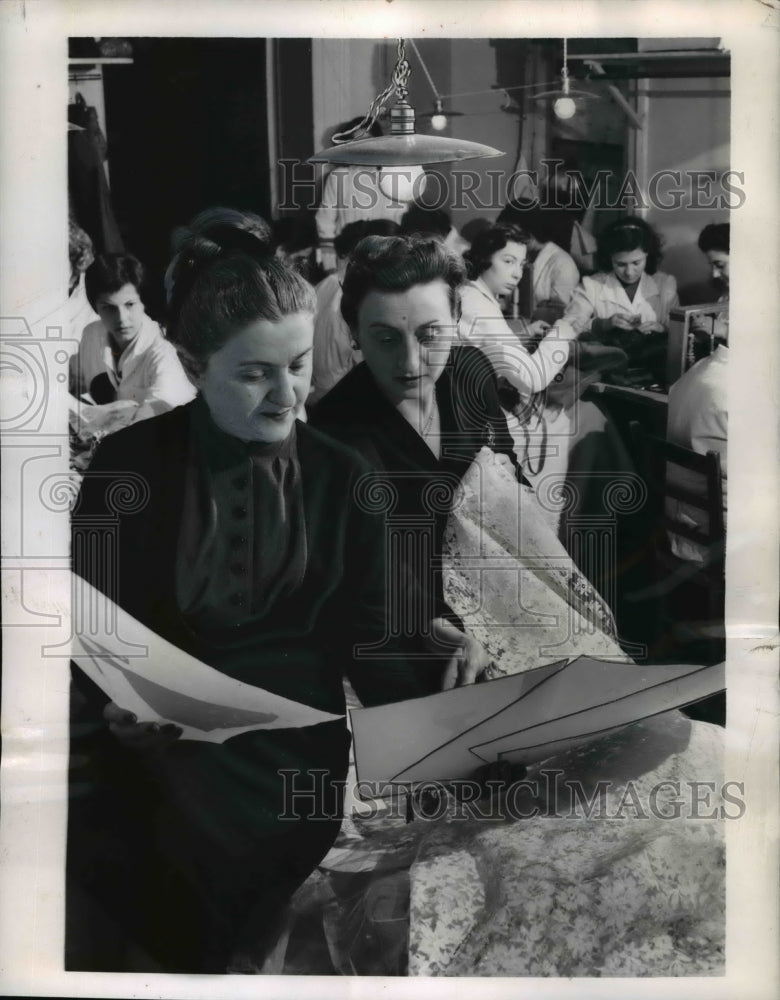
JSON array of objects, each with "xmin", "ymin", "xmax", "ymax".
[
  {"xmin": 698, "ymin": 223, "xmax": 729, "ymax": 255},
  {"xmin": 165, "ymin": 210, "xmax": 315, "ymax": 364},
  {"xmin": 496, "ymin": 198, "xmax": 560, "ymax": 244},
  {"xmin": 399, "ymin": 204, "xmax": 452, "ymax": 240},
  {"xmin": 85, "ymin": 254, "xmax": 146, "ymax": 311},
  {"xmin": 340, "ymin": 235, "xmax": 466, "ymax": 330},
  {"xmin": 595, "ymin": 217, "xmax": 664, "ymax": 275},
  {"xmin": 333, "ymin": 218, "xmax": 400, "ymax": 259},
  {"xmin": 463, "ymin": 223, "xmax": 530, "ymax": 281}
]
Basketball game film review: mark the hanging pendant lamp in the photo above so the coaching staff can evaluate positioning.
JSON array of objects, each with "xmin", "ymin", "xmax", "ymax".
[
  {"xmin": 533, "ymin": 38, "xmax": 598, "ymax": 120},
  {"xmin": 309, "ymin": 39, "xmax": 503, "ymax": 166},
  {"xmin": 417, "ymin": 97, "xmax": 465, "ymax": 132}
]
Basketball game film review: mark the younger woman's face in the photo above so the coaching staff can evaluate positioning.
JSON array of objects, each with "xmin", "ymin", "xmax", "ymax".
[
  {"xmin": 480, "ymin": 241, "xmax": 527, "ymax": 297},
  {"xmin": 611, "ymin": 248, "xmax": 648, "ymax": 286},
  {"xmin": 354, "ymin": 279, "xmax": 456, "ymax": 407},
  {"xmin": 195, "ymin": 312, "xmax": 313, "ymax": 442}
]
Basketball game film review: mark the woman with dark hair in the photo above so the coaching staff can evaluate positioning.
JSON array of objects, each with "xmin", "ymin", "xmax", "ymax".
[
  {"xmin": 458, "ymin": 222, "xmax": 593, "ymax": 523},
  {"xmin": 68, "ymin": 211, "xmax": 416, "ymax": 973},
  {"xmin": 495, "ymin": 198, "xmax": 580, "ymax": 313},
  {"xmin": 563, "ymin": 217, "xmax": 679, "ymax": 350},
  {"xmin": 71, "ymin": 252, "xmax": 195, "ymax": 424},
  {"xmin": 459, "ymin": 222, "xmax": 577, "ymax": 400},
  {"xmin": 458, "ymin": 224, "xmax": 641, "ymax": 625},
  {"xmin": 311, "ymin": 235, "xmax": 623, "ymax": 688},
  {"xmin": 312, "ymin": 235, "xmax": 514, "ymax": 686},
  {"xmin": 697, "ymin": 222, "xmax": 729, "ymax": 295}
]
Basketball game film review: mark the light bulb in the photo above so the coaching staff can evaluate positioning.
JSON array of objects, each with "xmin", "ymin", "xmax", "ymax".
[
  {"xmin": 553, "ymin": 96, "xmax": 576, "ymax": 120},
  {"xmin": 378, "ymin": 165, "xmax": 427, "ymax": 204},
  {"xmin": 430, "ymin": 113, "xmax": 448, "ymax": 131}
]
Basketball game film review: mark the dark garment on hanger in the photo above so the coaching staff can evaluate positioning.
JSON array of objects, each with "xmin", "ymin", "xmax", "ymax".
[{"xmin": 68, "ymin": 94, "xmax": 124, "ymax": 254}]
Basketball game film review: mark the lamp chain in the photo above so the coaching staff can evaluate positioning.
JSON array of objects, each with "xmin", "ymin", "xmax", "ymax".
[
  {"xmin": 391, "ymin": 38, "xmax": 411, "ymax": 100},
  {"xmin": 331, "ymin": 38, "xmax": 411, "ymax": 145}
]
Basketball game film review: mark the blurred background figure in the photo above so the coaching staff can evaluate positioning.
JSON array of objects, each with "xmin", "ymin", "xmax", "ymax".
[
  {"xmin": 68, "ymin": 213, "xmax": 99, "ymax": 347},
  {"xmin": 308, "ymin": 218, "xmax": 400, "ymax": 405},
  {"xmin": 667, "ymin": 222, "xmax": 729, "ymax": 562},
  {"xmin": 315, "ymin": 117, "xmax": 417, "ymax": 273},
  {"xmin": 272, "ymin": 214, "xmax": 323, "ymax": 285},
  {"xmin": 399, "ymin": 203, "xmax": 469, "ymax": 257},
  {"xmin": 697, "ymin": 222, "xmax": 730, "ymax": 298},
  {"xmin": 496, "ymin": 197, "xmax": 580, "ymax": 318}
]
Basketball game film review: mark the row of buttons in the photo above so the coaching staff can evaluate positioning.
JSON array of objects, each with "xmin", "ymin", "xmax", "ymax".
[{"xmin": 230, "ymin": 472, "xmax": 250, "ymax": 610}]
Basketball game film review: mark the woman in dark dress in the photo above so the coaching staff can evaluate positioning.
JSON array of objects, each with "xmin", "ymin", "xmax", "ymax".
[
  {"xmin": 67, "ymin": 215, "xmax": 418, "ymax": 973},
  {"xmin": 310, "ymin": 235, "xmax": 525, "ymax": 688}
]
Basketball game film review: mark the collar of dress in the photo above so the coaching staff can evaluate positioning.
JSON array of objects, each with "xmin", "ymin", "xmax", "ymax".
[
  {"xmin": 604, "ymin": 270, "xmax": 660, "ymax": 304},
  {"xmin": 472, "ymin": 276, "xmax": 501, "ymax": 304},
  {"xmin": 102, "ymin": 312, "xmax": 159, "ymax": 375}
]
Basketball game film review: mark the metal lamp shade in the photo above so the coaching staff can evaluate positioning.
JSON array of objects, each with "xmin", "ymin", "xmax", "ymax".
[{"xmin": 309, "ymin": 133, "xmax": 504, "ymax": 166}]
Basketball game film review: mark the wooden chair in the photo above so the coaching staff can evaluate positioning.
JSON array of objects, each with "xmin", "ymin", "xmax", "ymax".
[{"xmin": 629, "ymin": 421, "xmax": 726, "ymax": 665}]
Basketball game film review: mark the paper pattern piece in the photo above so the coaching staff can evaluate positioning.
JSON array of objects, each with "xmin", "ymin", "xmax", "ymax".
[
  {"xmin": 69, "ymin": 573, "xmax": 343, "ymax": 741},
  {"xmin": 351, "ymin": 657, "xmax": 725, "ymax": 790}
]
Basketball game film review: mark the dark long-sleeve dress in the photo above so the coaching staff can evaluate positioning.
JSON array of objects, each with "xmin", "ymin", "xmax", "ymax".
[
  {"xmin": 310, "ymin": 344, "xmax": 521, "ymax": 688},
  {"xmin": 67, "ymin": 397, "xmax": 416, "ymax": 973}
]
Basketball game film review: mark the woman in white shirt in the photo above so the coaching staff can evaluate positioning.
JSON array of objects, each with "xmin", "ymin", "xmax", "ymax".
[
  {"xmin": 459, "ymin": 223, "xmax": 577, "ymax": 402},
  {"xmin": 458, "ymin": 224, "xmax": 581, "ymax": 511},
  {"xmin": 562, "ymin": 218, "xmax": 679, "ymax": 385},
  {"xmin": 458, "ymin": 220, "xmax": 636, "ymax": 613},
  {"xmin": 71, "ymin": 254, "xmax": 195, "ymax": 423}
]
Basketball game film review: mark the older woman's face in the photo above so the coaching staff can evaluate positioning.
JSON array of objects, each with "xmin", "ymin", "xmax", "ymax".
[
  {"xmin": 354, "ymin": 279, "xmax": 456, "ymax": 406},
  {"xmin": 480, "ymin": 241, "xmax": 527, "ymax": 298},
  {"xmin": 611, "ymin": 248, "xmax": 647, "ymax": 286},
  {"xmin": 195, "ymin": 313, "xmax": 313, "ymax": 442}
]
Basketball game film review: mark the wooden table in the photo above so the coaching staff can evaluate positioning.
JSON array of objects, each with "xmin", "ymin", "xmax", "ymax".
[{"xmin": 585, "ymin": 382, "xmax": 669, "ymax": 441}]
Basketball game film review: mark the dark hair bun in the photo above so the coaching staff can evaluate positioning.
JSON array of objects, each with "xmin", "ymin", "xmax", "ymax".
[{"xmin": 168, "ymin": 221, "xmax": 276, "ymax": 315}]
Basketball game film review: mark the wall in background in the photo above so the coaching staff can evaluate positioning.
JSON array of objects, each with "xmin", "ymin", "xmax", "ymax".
[
  {"xmin": 104, "ymin": 37, "xmax": 271, "ymax": 309},
  {"xmin": 634, "ymin": 74, "xmax": 731, "ymax": 301}
]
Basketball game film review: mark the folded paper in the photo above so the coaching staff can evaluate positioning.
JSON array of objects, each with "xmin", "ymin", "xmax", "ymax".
[{"xmin": 351, "ymin": 657, "xmax": 725, "ymax": 791}]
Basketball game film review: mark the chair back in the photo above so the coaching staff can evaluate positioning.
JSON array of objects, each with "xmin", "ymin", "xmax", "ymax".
[{"xmin": 629, "ymin": 421, "xmax": 725, "ymax": 563}]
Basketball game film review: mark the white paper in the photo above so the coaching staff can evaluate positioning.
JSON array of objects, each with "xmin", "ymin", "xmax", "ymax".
[
  {"xmin": 351, "ymin": 657, "xmax": 725, "ymax": 789},
  {"xmin": 69, "ymin": 572, "xmax": 343, "ymax": 741}
]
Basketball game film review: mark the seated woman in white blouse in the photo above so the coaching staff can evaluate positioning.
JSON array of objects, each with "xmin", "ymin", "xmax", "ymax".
[
  {"xmin": 561, "ymin": 217, "xmax": 679, "ymax": 385},
  {"xmin": 458, "ymin": 223, "xmax": 638, "ymax": 618},
  {"xmin": 458, "ymin": 223, "xmax": 577, "ymax": 405},
  {"xmin": 71, "ymin": 253, "xmax": 195, "ymax": 424}
]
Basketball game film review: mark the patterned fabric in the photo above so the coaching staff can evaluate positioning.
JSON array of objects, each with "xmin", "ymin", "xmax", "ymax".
[
  {"xmin": 442, "ymin": 447, "xmax": 621, "ymax": 664},
  {"xmin": 282, "ymin": 711, "xmax": 725, "ymax": 977},
  {"xmin": 408, "ymin": 714, "xmax": 725, "ymax": 976}
]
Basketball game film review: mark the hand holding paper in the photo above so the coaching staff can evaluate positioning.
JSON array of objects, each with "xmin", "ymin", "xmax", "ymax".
[
  {"xmin": 69, "ymin": 573, "xmax": 343, "ymax": 743},
  {"xmin": 103, "ymin": 702, "xmax": 183, "ymax": 751}
]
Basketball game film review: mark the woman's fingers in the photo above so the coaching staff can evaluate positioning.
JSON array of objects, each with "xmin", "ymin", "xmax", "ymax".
[
  {"xmin": 438, "ymin": 643, "xmax": 490, "ymax": 690},
  {"xmin": 430, "ymin": 621, "xmax": 492, "ymax": 690},
  {"xmin": 103, "ymin": 701, "xmax": 137, "ymax": 726},
  {"xmin": 441, "ymin": 654, "xmax": 461, "ymax": 691},
  {"xmin": 103, "ymin": 702, "xmax": 182, "ymax": 750}
]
